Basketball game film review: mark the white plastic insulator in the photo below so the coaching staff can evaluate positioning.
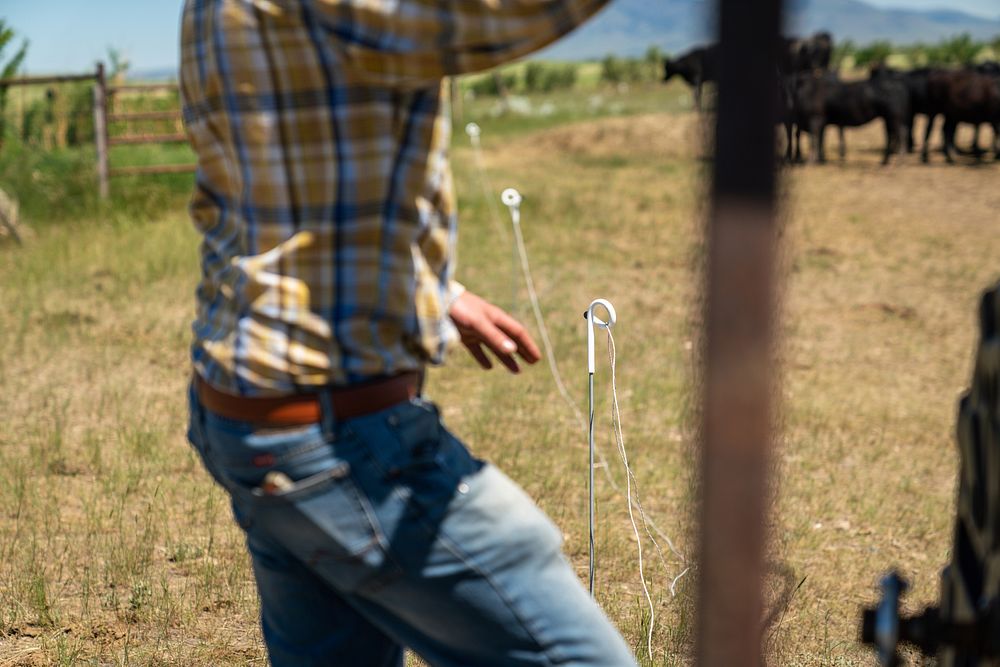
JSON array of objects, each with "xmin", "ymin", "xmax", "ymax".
[
  {"xmin": 501, "ymin": 188, "xmax": 522, "ymax": 208},
  {"xmin": 501, "ymin": 188, "xmax": 522, "ymax": 226},
  {"xmin": 586, "ymin": 299, "xmax": 617, "ymax": 375},
  {"xmin": 465, "ymin": 122, "xmax": 481, "ymax": 139}
]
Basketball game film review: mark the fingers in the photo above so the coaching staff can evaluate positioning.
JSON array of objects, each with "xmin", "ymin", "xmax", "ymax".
[
  {"xmin": 468, "ymin": 319, "xmax": 522, "ymax": 373},
  {"xmin": 477, "ymin": 318, "xmax": 519, "ymax": 361},
  {"xmin": 490, "ymin": 307, "xmax": 541, "ymax": 364},
  {"xmin": 463, "ymin": 340, "xmax": 494, "ymax": 370},
  {"xmin": 480, "ymin": 304, "xmax": 544, "ymax": 372}
]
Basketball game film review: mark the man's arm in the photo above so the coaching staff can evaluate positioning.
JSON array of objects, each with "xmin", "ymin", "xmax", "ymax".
[{"xmin": 309, "ymin": 0, "xmax": 611, "ymax": 86}]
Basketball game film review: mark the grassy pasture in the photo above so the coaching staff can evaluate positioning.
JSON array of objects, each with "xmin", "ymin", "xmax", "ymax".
[{"xmin": 1, "ymin": 78, "xmax": 999, "ymax": 665}]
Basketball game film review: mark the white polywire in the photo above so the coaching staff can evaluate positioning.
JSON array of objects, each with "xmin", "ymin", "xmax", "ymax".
[
  {"xmin": 606, "ymin": 330, "xmax": 684, "ymax": 577},
  {"xmin": 471, "ymin": 128, "xmax": 586, "ymax": 436},
  {"xmin": 473, "ymin": 129, "xmax": 691, "ymax": 655},
  {"xmin": 605, "ymin": 326, "xmax": 655, "ymax": 662},
  {"xmin": 467, "ymin": 125, "xmax": 519, "ymax": 312},
  {"xmin": 670, "ymin": 566, "xmax": 691, "ymax": 597},
  {"xmin": 510, "ymin": 200, "xmax": 688, "ymax": 658},
  {"xmin": 503, "ymin": 189, "xmax": 687, "ymax": 570},
  {"xmin": 509, "ymin": 203, "xmax": 584, "ymax": 429},
  {"xmin": 472, "ymin": 128, "xmax": 687, "ymax": 569},
  {"xmin": 465, "ymin": 123, "xmax": 510, "ymax": 244}
]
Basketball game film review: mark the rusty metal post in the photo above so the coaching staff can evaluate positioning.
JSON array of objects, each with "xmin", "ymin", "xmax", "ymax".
[
  {"xmin": 696, "ymin": 0, "xmax": 784, "ymax": 665},
  {"xmin": 93, "ymin": 62, "xmax": 110, "ymax": 199}
]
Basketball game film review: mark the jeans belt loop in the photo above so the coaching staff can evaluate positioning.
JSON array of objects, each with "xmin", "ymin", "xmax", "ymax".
[{"xmin": 319, "ymin": 389, "xmax": 337, "ymax": 442}]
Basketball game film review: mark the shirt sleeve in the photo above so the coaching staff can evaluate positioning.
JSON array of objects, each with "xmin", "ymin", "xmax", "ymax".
[
  {"xmin": 307, "ymin": 0, "xmax": 612, "ymax": 87},
  {"xmin": 445, "ymin": 279, "xmax": 467, "ymax": 312}
]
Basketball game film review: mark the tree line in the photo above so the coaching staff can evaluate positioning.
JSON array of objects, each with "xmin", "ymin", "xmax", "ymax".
[
  {"xmin": 837, "ymin": 33, "xmax": 1000, "ymax": 69},
  {"xmin": 464, "ymin": 33, "xmax": 1000, "ymax": 99}
]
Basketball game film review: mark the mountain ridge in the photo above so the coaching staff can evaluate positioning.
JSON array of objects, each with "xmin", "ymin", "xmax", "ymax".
[{"xmin": 540, "ymin": 0, "xmax": 1000, "ymax": 60}]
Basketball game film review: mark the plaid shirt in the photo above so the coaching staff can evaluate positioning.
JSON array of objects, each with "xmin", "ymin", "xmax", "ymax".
[{"xmin": 180, "ymin": 0, "xmax": 608, "ymax": 396}]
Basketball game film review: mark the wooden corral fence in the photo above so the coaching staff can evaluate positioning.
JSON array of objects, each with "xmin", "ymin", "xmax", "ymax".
[
  {"xmin": 0, "ymin": 62, "xmax": 194, "ymax": 199},
  {"xmin": 97, "ymin": 62, "xmax": 195, "ymax": 197}
]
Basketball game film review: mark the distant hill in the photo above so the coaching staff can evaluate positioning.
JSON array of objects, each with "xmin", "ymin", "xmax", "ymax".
[
  {"xmin": 128, "ymin": 67, "xmax": 177, "ymax": 83},
  {"xmin": 787, "ymin": 0, "xmax": 1000, "ymax": 45},
  {"xmin": 540, "ymin": 0, "xmax": 1000, "ymax": 59},
  {"xmin": 538, "ymin": 1, "xmax": 712, "ymax": 60}
]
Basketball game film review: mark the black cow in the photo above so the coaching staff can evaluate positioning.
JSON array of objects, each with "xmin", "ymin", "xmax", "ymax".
[
  {"xmin": 791, "ymin": 72, "xmax": 909, "ymax": 165},
  {"xmin": 662, "ymin": 45, "xmax": 719, "ymax": 110},
  {"xmin": 975, "ymin": 61, "xmax": 1000, "ymax": 78},
  {"xmin": 922, "ymin": 69, "xmax": 1000, "ymax": 163},
  {"xmin": 968, "ymin": 62, "xmax": 1000, "ymax": 154},
  {"xmin": 869, "ymin": 65, "xmax": 937, "ymax": 153},
  {"xmin": 663, "ymin": 32, "xmax": 833, "ymax": 111},
  {"xmin": 776, "ymin": 73, "xmax": 798, "ymax": 162},
  {"xmin": 783, "ymin": 32, "xmax": 834, "ymax": 74}
]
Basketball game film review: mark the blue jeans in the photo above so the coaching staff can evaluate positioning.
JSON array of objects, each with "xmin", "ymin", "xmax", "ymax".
[{"xmin": 187, "ymin": 385, "xmax": 638, "ymax": 666}]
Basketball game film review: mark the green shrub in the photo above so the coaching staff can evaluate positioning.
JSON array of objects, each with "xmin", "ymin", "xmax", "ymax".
[
  {"xmin": 0, "ymin": 131, "xmax": 100, "ymax": 222},
  {"xmin": 832, "ymin": 39, "xmax": 856, "ymax": 70},
  {"xmin": 468, "ymin": 69, "xmax": 519, "ymax": 97},
  {"xmin": 901, "ymin": 42, "xmax": 928, "ymax": 67},
  {"xmin": 853, "ymin": 41, "xmax": 893, "ymax": 68},
  {"xmin": 548, "ymin": 64, "xmax": 579, "ymax": 91},
  {"xmin": 0, "ymin": 20, "xmax": 29, "ymax": 150},
  {"xmin": 601, "ymin": 53, "xmax": 658, "ymax": 85},
  {"xmin": 0, "ymin": 130, "xmax": 193, "ymax": 227},
  {"xmin": 601, "ymin": 54, "xmax": 626, "ymax": 84},
  {"xmin": 65, "ymin": 83, "xmax": 95, "ymax": 147},
  {"xmin": 644, "ymin": 45, "xmax": 664, "ymax": 77},
  {"xmin": 523, "ymin": 62, "xmax": 545, "ymax": 92},
  {"xmin": 938, "ymin": 33, "xmax": 982, "ymax": 66},
  {"xmin": 524, "ymin": 62, "xmax": 578, "ymax": 93}
]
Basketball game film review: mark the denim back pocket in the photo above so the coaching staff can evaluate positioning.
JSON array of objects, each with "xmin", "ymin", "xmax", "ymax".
[
  {"xmin": 246, "ymin": 451, "xmax": 397, "ymax": 592},
  {"xmin": 196, "ymin": 408, "xmax": 397, "ymax": 592}
]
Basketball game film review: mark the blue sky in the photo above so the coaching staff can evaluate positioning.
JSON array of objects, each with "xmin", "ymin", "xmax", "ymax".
[
  {"xmin": 3, "ymin": 0, "xmax": 999, "ymax": 74},
  {"xmin": 3, "ymin": 2, "xmax": 184, "ymax": 74},
  {"xmin": 866, "ymin": 0, "xmax": 997, "ymax": 15}
]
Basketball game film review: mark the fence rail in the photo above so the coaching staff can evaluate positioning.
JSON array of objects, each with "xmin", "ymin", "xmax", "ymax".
[
  {"xmin": 0, "ymin": 63, "xmax": 193, "ymax": 198},
  {"xmin": 0, "ymin": 73, "xmax": 97, "ymax": 86},
  {"xmin": 110, "ymin": 164, "xmax": 197, "ymax": 177},
  {"xmin": 109, "ymin": 111, "xmax": 182, "ymax": 122},
  {"xmin": 108, "ymin": 83, "xmax": 179, "ymax": 94},
  {"xmin": 108, "ymin": 132, "xmax": 188, "ymax": 147},
  {"xmin": 99, "ymin": 68, "xmax": 193, "ymax": 191}
]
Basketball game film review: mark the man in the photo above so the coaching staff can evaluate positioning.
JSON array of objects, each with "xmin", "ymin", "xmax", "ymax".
[{"xmin": 180, "ymin": 0, "xmax": 638, "ymax": 664}]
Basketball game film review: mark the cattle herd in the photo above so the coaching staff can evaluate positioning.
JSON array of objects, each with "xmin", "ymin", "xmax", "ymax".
[{"xmin": 662, "ymin": 33, "xmax": 1000, "ymax": 166}]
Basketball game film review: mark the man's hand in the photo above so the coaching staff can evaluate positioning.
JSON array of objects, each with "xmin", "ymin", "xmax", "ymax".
[{"xmin": 449, "ymin": 291, "xmax": 541, "ymax": 373}]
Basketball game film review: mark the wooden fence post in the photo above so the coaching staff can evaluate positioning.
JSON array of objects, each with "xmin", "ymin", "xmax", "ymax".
[
  {"xmin": 449, "ymin": 77, "xmax": 463, "ymax": 126},
  {"xmin": 93, "ymin": 62, "xmax": 109, "ymax": 199}
]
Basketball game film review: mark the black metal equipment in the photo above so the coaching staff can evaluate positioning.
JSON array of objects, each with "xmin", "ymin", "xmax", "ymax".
[{"xmin": 861, "ymin": 283, "xmax": 1000, "ymax": 666}]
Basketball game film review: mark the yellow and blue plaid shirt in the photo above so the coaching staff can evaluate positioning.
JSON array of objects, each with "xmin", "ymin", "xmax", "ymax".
[{"xmin": 180, "ymin": 0, "xmax": 608, "ymax": 395}]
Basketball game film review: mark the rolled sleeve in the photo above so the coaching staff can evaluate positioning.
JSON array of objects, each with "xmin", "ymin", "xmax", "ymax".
[{"xmin": 307, "ymin": 0, "xmax": 612, "ymax": 87}]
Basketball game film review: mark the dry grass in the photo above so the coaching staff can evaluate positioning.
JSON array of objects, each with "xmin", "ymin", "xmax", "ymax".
[
  {"xmin": 0, "ymin": 103, "xmax": 997, "ymax": 665},
  {"xmin": 770, "ymin": 119, "xmax": 1000, "ymax": 665}
]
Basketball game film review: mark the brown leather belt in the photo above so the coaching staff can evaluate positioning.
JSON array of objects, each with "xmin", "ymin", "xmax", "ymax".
[{"xmin": 195, "ymin": 372, "xmax": 421, "ymax": 426}]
